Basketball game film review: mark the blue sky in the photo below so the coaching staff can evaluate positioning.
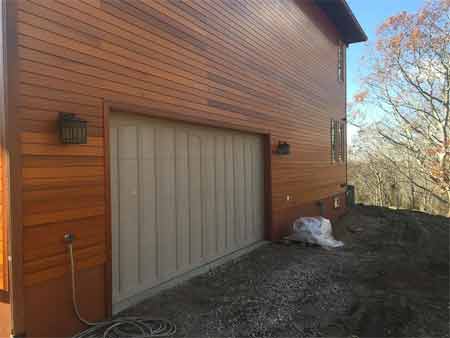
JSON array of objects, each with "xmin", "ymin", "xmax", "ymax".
[{"xmin": 346, "ymin": 0, "xmax": 424, "ymax": 140}]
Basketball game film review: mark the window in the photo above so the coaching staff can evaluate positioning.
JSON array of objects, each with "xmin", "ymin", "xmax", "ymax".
[
  {"xmin": 338, "ymin": 42, "xmax": 345, "ymax": 82},
  {"xmin": 339, "ymin": 120, "xmax": 346, "ymax": 162},
  {"xmin": 331, "ymin": 119, "xmax": 346, "ymax": 163}
]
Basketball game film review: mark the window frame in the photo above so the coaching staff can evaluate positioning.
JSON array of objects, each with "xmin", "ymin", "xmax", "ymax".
[
  {"xmin": 331, "ymin": 119, "xmax": 337, "ymax": 162},
  {"xmin": 331, "ymin": 119, "xmax": 346, "ymax": 164},
  {"xmin": 339, "ymin": 120, "xmax": 346, "ymax": 162},
  {"xmin": 337, "ymin": 42, "xmax": 345, "ymax": 82}
]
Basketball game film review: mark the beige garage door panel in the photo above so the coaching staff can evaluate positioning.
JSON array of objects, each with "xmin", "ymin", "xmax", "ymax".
[{"xmin": 110, "ymin": 113, "xmax": 265, "ymax": 308}]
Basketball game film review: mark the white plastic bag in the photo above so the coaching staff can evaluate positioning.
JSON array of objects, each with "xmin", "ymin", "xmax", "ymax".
[{"xmin": 288, "ymin": 217, "xmax": 344, "ymax": 249}]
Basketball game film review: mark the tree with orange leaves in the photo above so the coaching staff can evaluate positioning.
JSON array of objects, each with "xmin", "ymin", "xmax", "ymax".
[{"xmin": 350, "ymin": 0, "xmax": 450, "ymax": 216}]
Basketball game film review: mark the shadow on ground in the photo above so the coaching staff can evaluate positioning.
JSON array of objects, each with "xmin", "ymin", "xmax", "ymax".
[{"xmin": 121, "ymin": 206, "xmax": 450, "ymax": 338}]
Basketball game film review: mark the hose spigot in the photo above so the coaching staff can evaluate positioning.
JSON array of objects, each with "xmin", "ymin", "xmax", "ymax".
[{"xmin": 64, "ymin": 233, "xmax": 75, "ymax": 244}]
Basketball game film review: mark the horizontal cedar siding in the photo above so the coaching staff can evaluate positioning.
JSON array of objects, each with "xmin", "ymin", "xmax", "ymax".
[
  {"xmin": 15, "ymin": 0, "xmax": 347, "ymax": 334},
  {"xmin": 18, "ymin": 0, "xmax": 345, "ymax": 282}
]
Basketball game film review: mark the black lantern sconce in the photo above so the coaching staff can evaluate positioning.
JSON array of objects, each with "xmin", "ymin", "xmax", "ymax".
[
  {"xmin": 59, "ymin": 112, "xmax": 88, "ymax": 144},
  {"xmin": 276, "ymin": 141, "xmax": 291, "ymax": 155}
]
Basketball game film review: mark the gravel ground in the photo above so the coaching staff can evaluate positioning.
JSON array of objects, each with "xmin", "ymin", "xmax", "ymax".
[{"xmin": 121, "ymin": 206, "xmax": 449, "ymax": 338}]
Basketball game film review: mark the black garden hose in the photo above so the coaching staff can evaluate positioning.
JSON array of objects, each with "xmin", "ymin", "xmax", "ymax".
[{"xmin": 66, "ymin": 235, "xmax": 177, "ymax": 338}]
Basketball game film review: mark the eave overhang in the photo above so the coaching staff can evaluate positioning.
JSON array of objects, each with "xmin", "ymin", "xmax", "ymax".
[{"xmin": 315, "ymin": 0, "xmax": 368, "ymax": 44}]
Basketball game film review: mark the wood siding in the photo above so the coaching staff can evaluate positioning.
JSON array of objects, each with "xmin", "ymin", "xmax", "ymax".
[
  {"xmin": 12, "ymin": 0, "xmax": 347, "ymax": 336},
  {"xmin": 0, "ymin": 0, "xmax": 8, "ymax": 293},
  {"xmin": 0, "ymin": 1, "xmax": 12, "ymax": 336},
  {"xmin": 0, "ymin": 302, "xmax": 11, "ymax": 337}
]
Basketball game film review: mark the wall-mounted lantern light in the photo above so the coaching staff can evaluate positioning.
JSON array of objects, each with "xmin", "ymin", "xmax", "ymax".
[
  {"xmin": 276, "ymin": 141, "xmax": 291, "ymax": 155},
  {"xmin": 333, "ymin": 196, "xmax": 342, "ymax": 209},
  {"xmin": 59, "ymin": 112, "xmax": 88, "ymax": 144}
]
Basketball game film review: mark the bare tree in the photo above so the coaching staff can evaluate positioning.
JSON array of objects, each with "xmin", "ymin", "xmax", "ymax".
[{"xmin": 350, "ymin": 0, "xmax": 450, "ymax": 216}]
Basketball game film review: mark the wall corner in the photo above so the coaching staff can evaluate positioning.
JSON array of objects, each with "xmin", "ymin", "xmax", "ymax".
[{"xmin": 2, "ymin": 0, "xmax": 25, "ymax": 336}]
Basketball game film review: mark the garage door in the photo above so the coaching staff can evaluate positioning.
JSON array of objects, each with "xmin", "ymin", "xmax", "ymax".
[{"xmin": 110, "ymin": 113, "xmax": 265, "ymax": 310}]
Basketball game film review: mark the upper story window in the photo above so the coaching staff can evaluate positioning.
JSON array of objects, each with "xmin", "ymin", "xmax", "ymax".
[
  {"xmin": 331, "ymin": 119, "xmax": 346, "ymax": 163},
  {"xmin": 338, "ymin": 42, "xmax": 345, "ymax": 82}
]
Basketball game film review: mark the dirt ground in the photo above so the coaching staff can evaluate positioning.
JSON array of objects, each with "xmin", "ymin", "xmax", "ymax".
[{"xmin": 121, "ymin": 205, "xmax": 449, "ymax": 338}]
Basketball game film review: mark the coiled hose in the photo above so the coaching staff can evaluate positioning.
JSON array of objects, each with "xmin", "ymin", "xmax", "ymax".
[{"xmin": 66, "ymin": 236, "xmax": 177, "ymax": 338}]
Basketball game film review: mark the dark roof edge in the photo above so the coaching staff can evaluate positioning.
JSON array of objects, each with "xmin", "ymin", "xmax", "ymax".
[{"xmin": 315, "ymin": 0, "xmax": 368, "ymax": 44}]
